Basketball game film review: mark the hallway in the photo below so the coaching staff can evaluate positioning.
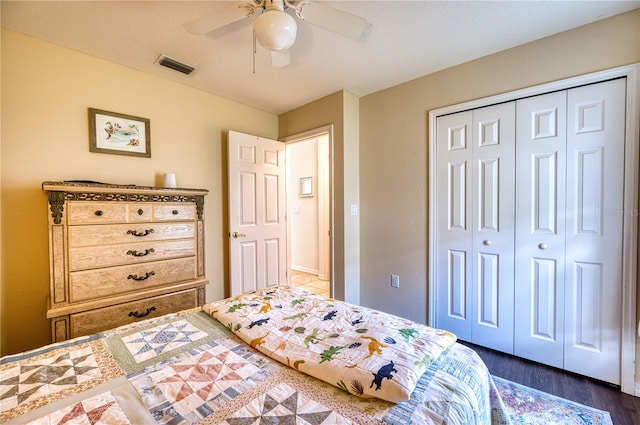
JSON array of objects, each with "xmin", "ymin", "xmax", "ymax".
[{"xmin": 290, "ymin": 271, "xmax": 330, "ymax": 298}]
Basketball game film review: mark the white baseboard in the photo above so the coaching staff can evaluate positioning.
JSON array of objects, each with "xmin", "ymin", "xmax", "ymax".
[
  {"xmin": 635, "ymin": 382, "xmax": 640, "ymax": 397},
  {"xmin": 291, "ymin": 265, "xmax": 319, "ymax": 275}
]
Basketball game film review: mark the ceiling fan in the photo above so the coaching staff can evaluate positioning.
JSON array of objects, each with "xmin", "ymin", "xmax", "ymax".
[{"xmin": 184, "ymin": 0, "xmax": 371, "ymax": 67}]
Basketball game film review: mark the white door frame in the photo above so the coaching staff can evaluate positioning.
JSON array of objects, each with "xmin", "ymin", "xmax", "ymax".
[
  {"xmin": 281, "ymin": 125, "xmax": 334, "ymax": 292},
  {"xmin": 428, "ymin": 64, "xmax": 639, "ymax": 395}
]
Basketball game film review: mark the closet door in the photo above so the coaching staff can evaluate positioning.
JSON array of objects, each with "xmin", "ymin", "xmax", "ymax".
[
  {"xmin": 564, "ymin": 79, "xmax": 625, "ymax": 384},
  {"xmin": 514, "ymin": 91, "xmax": 567, "ymax": 367},
  {"xmin": 471, "ymin": 103, "xmax": 515, "ymax": 353},
  {"xmin": 435, "ymin": 76, "xmax": 628, "ymax": 385},
  {"xmin": 435, "ymin": 111, "xmax": 473, "ymax": 340},
  {"xmin": 436, "ymin": 103, "xmax": 515, "ymax": 353}
]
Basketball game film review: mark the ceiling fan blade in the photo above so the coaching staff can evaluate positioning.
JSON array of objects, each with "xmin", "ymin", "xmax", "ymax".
[
  {"xmin": 297, "ymin": 2, "xmax": 371, "ymax": 40},
  {"xmin": 270, "ymin": 49, "xmax": 291, "ymax": 67},
  {"xmin": 184, "ymin": 3, "xmax": 255, "ymax": 35}
]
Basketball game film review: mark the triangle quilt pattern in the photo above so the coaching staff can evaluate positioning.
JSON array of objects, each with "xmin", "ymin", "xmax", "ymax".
[
  {"xmin": 129, "ymin": 342, "xmax": 261, "ymax": 422},
  {"xmin": 223, "ymin": 383, "xmax": 339, "ymax": 425},
  {"xmin": 0, "ymin": 346, "xmax": 101, "ymax": 410},
  {"xmin": 31, "ymin": 391, "xmax": 130, "ymax": 425},
  {"xmin": 120, "ymin": 320, "xmax": 207, "ymax": 363}
]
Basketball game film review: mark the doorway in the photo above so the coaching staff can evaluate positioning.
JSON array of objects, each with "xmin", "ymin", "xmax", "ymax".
[{"xmin": 283, "ymin": 128, "xmax": 332, "ymax": 298}]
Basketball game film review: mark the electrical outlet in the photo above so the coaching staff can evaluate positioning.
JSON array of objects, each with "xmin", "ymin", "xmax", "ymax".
[{"xmin": 391, "ymin": 274, "xmax": 399, "ymax": 288}]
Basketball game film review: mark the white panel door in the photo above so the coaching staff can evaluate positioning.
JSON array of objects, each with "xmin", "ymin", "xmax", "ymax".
[
  {"xmin": 514, "ymin": 91, "xmax": 567, "ymax": 367},
  {"xmin": 229, "ymin": 130, "xmax": 286, "ymax": 296},
  {"xmin": 436, "ymin": 103, "xmax": 515, "ymax": 353},
  {"xmin": 436, "ymin": 111, "xmax": 473, "ymax": 340},
  {"xmin": 471, "ymin": 102, "xmax": 516, "ymax": 353},
  {"xmin": 563, "ymin": 79, "xmax": 625, "ymax": 384}
]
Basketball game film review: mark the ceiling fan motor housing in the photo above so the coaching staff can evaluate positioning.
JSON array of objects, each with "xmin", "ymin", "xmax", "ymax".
[
  {"xmin": 254, "ymin": 9, "xmax": 297, "ymax": 51},
  {"xmin": 183, "ymin": 0, "xmax": 372, "ymax": 67}
]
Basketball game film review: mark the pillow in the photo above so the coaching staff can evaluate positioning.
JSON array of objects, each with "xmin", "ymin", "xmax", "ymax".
[{"xmin": 203, "ymin": 286, "xmax": 456, "ymax": 403}]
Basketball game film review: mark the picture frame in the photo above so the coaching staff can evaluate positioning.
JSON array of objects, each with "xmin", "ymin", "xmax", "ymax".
[
  {"xmin": 88, "ymin": 108, "xmax": 151, "ymax": 157},
  {"xmin": 299, "ymin": 176, "xmax": 313, "ymax": 197}
]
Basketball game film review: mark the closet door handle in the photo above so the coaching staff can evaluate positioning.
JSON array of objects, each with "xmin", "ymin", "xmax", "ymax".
[
  {"xmin": 538, "ymin": 243, "xmax": 548, "ymax": 250},
  {"xmin": 483, "ymin": 240, "xmax": 492, "ymax": 246}
]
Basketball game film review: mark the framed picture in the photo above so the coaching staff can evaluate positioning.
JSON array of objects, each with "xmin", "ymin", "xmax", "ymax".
[
  {"xmin": 299, "ymin": 176, "xmax": 313, "ymax": 197},
  {"xmin": 88, "ymin": 108, "xmax": 151, "ymax": 157}
]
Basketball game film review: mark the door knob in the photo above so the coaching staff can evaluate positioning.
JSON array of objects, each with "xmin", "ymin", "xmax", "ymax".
[
  {"xmin": 483, "ymin": 240, "xmax": 492, "ymax": 246},
  {"xmin": 232, "ymin": 231, "xmax": 246, "ymax": 239},
  {"xmin": 538, "ymin": 243, "xmax": 548, "ymax": 250}
]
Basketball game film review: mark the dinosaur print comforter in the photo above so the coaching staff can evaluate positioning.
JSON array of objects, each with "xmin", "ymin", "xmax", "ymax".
[
  {"xmin": 204, "ymin": 286, "xmax": 457, "ymax": 403},
  {"xmin": 1, "ymin": 294, "xmax": 512, "ymax": 424}
]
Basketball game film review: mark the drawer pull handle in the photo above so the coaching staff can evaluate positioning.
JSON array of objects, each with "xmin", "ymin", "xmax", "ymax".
[
  {"xmin": 127, "ymin": 271, "xmax": 156, "ymax": 281},
  {"xmin": 127, "ymin": 229, "xmax": 155, "ymax": 237},
  {"xmin": 126, "ymin": 248, "xmax": 155, "ymax": 257},
  {"xmin": 128, "ymin": 306, "xmax": 156, "ymax": 318},
  {"xmin": 95, "ymin": 210, "xmax": 104, "ymax": 216},
  {"xmin": 137, "ymin": 208, "xmax": 144, "ymax": 215},
  {"xmin": 172, "ymin": 210, "xmax": 179, "ymax": 215}
]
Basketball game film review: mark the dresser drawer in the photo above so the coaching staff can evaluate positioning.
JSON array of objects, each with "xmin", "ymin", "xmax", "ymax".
[
  {"xmin": 67, "ymin": 202, "xmax": 128, "ymax": 224},
  {"xmin": 154, "ymin": 204, "xmax": 196, "ymax": 221},
  {"xmin": 66, "ymin": 202, "xmax": 156, "ymax": 224},
  {"xmin": 69, "ymin": 239, "xmax": 195, "ymax": 271},
  {"xmin": 127, "ymin": 204, "xmax": 154, "ymax": 222},
  {"xmin": 69, "ymin": 222, "xmax": 195, "ymax": 247},
  {"xmin": 69, "ymin": 257, "xmax": 196, "ymax": 302},
  {"xmin": 69, "ymin": 288, "xmax": 199, "ymax": 337}
]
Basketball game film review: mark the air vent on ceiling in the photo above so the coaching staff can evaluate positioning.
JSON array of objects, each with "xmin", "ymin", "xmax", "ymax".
[{"xmin": 155, "ymin": 54, "xmax": 198, "ymax": 75}]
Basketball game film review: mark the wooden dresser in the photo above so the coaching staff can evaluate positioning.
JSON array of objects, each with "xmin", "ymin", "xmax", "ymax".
[{"xmin": 42, "ymin": 181, "xmax": 208, "ymax": 342}]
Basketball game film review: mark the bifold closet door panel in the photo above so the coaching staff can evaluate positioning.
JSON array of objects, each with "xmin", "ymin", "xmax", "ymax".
[
  {"xmin": 436, "ymin": 103, "xmax": 516, "ymax": 354},
  {"xmin": 514, "ymin": 90, "xmax": 567, "ymax": 368},
  {"xmin": 435, "ymin": 111, "xmax": 473, "ymax": 341},
  {"xmin": 563, "ymin": 78, "xmax": 625, "ymax": 385},
  {"xmin": 470, "ymin": 102, "xmax": 516, "ymax": 354}
]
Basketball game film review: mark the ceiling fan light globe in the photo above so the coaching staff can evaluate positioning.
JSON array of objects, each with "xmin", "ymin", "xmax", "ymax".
[{"xmin": 254, "ymin": 10, "xmax": 297, "ymax": 51}]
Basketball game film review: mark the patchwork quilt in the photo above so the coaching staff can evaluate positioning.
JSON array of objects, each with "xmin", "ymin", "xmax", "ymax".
[{"xmin": 1, "ymin": 296, "xmax": 512, "ymax": 424}]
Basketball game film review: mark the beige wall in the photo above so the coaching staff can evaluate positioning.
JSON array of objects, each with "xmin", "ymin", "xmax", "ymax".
[
  {"xmin": 279, "ymin": 90, "xmax": 361, "ymax": 304},
  {"xmin": 0, "ymin": 27, "xmax": 3, "ymax": 357},
  {"xmin": 288, "ymin": 139, "xmax": 319, "ymax": 272},
  {"xmin": 0, "ymin": 29, "xmax": 278, "ymax": 355},
  {"xmin": 359, "ymin": 9, "xmax": 639, "ymax": 384},
  {"xmin": 359, "ymin": 8, "xmax": 639, "ymax": 323}
]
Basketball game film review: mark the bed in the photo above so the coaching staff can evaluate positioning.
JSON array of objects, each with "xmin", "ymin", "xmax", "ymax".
[{"xmin": 1, "ymin": 286, "xmax": 511, "ymax": 424}]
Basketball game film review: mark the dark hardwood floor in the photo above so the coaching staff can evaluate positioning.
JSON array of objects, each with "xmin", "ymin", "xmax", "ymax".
[{"xmin": 459, "ymin": 341, "xmax": 640, "ymax": 425}]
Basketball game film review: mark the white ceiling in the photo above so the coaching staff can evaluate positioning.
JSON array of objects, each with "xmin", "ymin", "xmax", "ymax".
[{"xmin": 2, "ymin": 1, "xmax": 638, "ymax": 114}]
